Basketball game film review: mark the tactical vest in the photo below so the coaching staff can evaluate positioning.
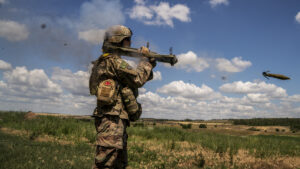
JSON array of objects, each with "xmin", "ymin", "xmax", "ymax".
[
  {"xmin": 89, "ymin": 53, "xmax": 119, "ymax": 106},
  {"xmin": 121, "ymin": 87, "xmax": 141, "ymax": 121}
]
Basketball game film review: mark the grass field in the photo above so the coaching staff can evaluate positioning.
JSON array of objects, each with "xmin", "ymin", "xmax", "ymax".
[{"xmin": 0, "ymin": 111, "xmax": 299, "ymax": 169}]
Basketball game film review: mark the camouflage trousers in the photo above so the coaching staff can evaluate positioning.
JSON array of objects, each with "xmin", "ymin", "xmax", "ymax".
[{"xmin": 93, "ymin": 115, "xmax": 128, "ymax": 169}]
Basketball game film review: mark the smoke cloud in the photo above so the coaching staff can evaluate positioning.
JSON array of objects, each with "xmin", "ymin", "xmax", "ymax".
[{"xmin": 1, "ymin": 0, "xmax": 125, "ymax": 67}]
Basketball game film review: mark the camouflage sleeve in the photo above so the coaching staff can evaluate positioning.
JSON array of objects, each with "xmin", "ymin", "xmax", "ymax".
[{"xmin": 112, "ymin": 57, "xmax": 153, "ymax": 88}]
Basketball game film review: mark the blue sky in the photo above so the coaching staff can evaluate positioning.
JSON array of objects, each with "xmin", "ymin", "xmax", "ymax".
[{"xmin": 0, "ymin": 0, "xmax": 300, "ymax": 119}]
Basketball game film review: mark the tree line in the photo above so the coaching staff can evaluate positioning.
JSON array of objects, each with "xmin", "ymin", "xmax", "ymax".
[{"xmin": 231, "ymin": 118, "xmax": 300, "ymax": 132}]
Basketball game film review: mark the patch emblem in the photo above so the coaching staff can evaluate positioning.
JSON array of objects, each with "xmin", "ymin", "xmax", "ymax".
[
  {"xmin": 102, "ymin": 53, "xmax": 110, "ymax": 57},
  {"xmin": 104, "ymin": 81, "xmax": 111, "ymax": 86},
  {"xmin": 120, "ymin": 61, "xmax": 128, "ymax": 69}
]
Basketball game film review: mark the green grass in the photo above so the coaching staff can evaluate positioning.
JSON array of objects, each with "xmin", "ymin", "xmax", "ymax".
[
  {"xmin": 0, "ymin": 131, "xmax": 94, "ymax": 169},
  {"xmin": 1, "ymin": 111, "xmax": 300, "ymax": 157},
  {"xmin": 0, "ymin": 111, "xmax": 95, "ymax": 143},
  {"xmin": 1, "ymin": 111, "xmax": 300, "ymax": 168},
  {"xmin": 128, "ymin": 125, "xmax": 300, "ymax": 157}
]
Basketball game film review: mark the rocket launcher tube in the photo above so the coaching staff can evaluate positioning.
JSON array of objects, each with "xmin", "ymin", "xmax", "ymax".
[{"xmin": 103, "ymin": 44, "xmax": 178, "ymax": 66}]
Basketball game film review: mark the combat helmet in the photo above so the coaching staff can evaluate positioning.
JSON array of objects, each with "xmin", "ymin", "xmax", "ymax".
[{"xmin": 103, "ymin": 25, "xmax": 132, "ymax": 44}]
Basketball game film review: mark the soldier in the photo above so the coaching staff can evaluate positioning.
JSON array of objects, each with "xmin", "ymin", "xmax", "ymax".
[{"xmin": 89, "ymin": 25, "xmax": 156, "ymax": 169}]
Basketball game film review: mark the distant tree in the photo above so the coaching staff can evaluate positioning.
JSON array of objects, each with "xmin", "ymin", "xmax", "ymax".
[
  {"xmin": 180, "ymin": 123, "xmax": 192, "ymax": 129},
  {"xmin": 290, "ymin": 124, "xmax": 300, "ymax": 133},
  {"xmin": 199, "ymin": 124, "xmax": 207, "ymax": 128},
  {"xmin": 232, "ymin": 118, "xmax": 300, "ymax": 131}
]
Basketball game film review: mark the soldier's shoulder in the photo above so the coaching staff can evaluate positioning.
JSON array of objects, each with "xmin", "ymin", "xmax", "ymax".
[
  {"xmin": 100, "ymin": 53, "xmax": 116, "ymax": 59},
  {"xmin": 101, "ymin": 53, "xmax": 120, "ymax": 62},
  {"xmin": 91, "ymin": 53, "xmax": 111, "ymax": 64},
  {"xmin": 115, "ymin": 59, "xmax": 136, "ymax": 75}
]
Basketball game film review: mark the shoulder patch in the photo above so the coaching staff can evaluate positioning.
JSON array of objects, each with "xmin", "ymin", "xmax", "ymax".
[
  {"xmin": 117, "ymin": 60, "xmax": 137, "ymax": 76},
  {"xmin": 120, "ymin": 60, "xmax": 128, "ymax": 69}
]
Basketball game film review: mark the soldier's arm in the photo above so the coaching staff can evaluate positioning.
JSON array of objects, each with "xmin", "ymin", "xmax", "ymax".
[{"xmin": 112, "ymin": 57, "xmax": 154, "ymax": 88}]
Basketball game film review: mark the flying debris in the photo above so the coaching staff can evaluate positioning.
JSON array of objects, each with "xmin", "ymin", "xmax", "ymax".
[
  {"xmin": 262, "ymin": 71, "xmax": 290, "ymax": 80},
  {"xmin": 41, "ymin": 24, "xmax": 46, "ymax": 29}
]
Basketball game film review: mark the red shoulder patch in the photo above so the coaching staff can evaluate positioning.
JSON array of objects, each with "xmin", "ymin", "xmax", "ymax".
[{"xmin": 104, "ymin": 81, "xmax": 111, "ymax": 86}]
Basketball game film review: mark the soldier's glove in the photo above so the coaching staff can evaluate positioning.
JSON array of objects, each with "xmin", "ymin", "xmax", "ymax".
[
  {"xmin": 139, "ymin": 46, "xmax": 156, "ymax": 68},
  {"xmin": 148, "ymin": 57, "xmax": 156, "ymax": 68},
  {"xmin": 139, "ymin": 46, "xmax": 149, "ymax": 56}
]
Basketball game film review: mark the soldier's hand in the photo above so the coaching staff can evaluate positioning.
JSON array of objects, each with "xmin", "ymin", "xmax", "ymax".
[
  {"xmin": 139, "ymin": 46, "xmax": 149, "ymax": 56},
  {"xmin": 139, "ymin": 46, "xmax": 156, "ymax": 68},
  {"xmin": 148, "ymin": 57, "xmax": 156, "ymax": 68}
]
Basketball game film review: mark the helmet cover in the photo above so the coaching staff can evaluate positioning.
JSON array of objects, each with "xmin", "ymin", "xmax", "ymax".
[{"xmin": 104, "ymin": 25, "xmax": 132, "ymax": 43}]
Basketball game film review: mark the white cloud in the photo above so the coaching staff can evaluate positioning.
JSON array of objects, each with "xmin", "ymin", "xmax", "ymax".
[
  {"xmin": 216, "ymin": 57, "xmax": 251, "ymax": 73},
  {"xmin": 0, "ymin": 0, "xmax": 6, "ymax": 4},
  {"xmin": 153, "ymin": 71, "xmax": 162, "ymax": 81},
  {"xmin": 175, "ymin": 51, "xmax": 209, "ymax": 72},
  {"xmin": 138, "ymin": 87, "xmax": 300, "ymax": 120},
  {"xmin": 167, "ymin": 52, "xmax": 250, "ymax": 74},
  {"xmin": 129, "ymin": 3, "xmax": 153, "ymax": 20},
  {"xmin": 0, "ymin": 62, "xmax": 299, "ymax": 119},
  {"xmin": 209, "ymin": 0, "xmax": 229, "ymax": 8},
  {"xmin": 140, "ymin": 80, "xmax": 296, "ymax": 120},
  {"xmin": 2, "ymin": 66, "xmax": 62, "ymax": 99},
  {"xmin": 78, "ymin": 29, "xmax": 106, "ymax": 45},
  {"xmin": 219, "ymin": 81, "xmax": 287, "ymax": 98},
  {"xmin": 283, "ymin": 94, "xmax": 300, "ymax": 102},
  {"xmin": 231, "ymin": 104, "xmax": 254, "ymax": 112},
  {"xmin": 0, "ymin": 20, "xmax": 29, "ymax": 41},
  {"xmin": 246, "ymin": 93, "xmax": 269, "ymax": 103},
  {"xmin": 138, "ymin": 91, "xmax": 257, "ymax": 120},
  {"xmin": 138, "ymin": 88, "xmax": 147, "ymax": 94},
  {"xmin": 0, "ymin": 80, "xmax": 7, "ymax": 88},
  {"xmin": 129, "ymin": 1, "xmax": 191, "ymax": 27},
  {"xmin": 51, "ymin": 67, "xmax": 90, "ymax": 96},
  {"xmin": 0, "ymin": 59, "xmax": 12, "ymax": 70},
  {"xmin": 0, "ymin": 65, "xmax": 95, "ymax": 115},
  {"xmin": 78, "ymin": 0, "xmax": 125, "ymax": 30},
  {"xmin": 296, "ymin": 12, "xmax": 300, "ymax": 24},
  {"xmin": 138, "ymin": 91, "xmax": 199, "ymax": 119},
  {"xmin": 157, "ymin": 80, "xmax": 220, "ymax": 100}
]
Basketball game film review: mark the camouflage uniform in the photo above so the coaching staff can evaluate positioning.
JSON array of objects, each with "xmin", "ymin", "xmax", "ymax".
[{"xmin": 90, "ymin": 42, "xmax": 154, "ymax": 168}]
